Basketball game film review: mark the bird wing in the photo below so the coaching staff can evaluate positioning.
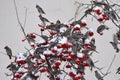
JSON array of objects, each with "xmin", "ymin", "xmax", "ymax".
[
  {"xmin": 113, "ymin": 34, "xmax": 118, "ymax": 44},
  {"xmin": 36, "ymin": 4, "xmax": 45, "ymax": 14}
]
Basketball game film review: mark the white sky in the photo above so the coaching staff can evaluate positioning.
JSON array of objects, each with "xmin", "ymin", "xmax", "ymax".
[{"xmin": 0, "ymin": 0, "xmax": 120, "ymax": 80}]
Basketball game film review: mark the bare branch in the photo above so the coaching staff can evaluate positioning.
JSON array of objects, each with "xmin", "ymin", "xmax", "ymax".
[
  {"xmin": 13, "ymin": 0, "xmax": 30, "ymax": 45},
  {"xmin": 105, "ymin": 54, "xmax": 116, "ymax": 75},
  {"xmin": 0, "ymin": 51, "xmax": 15, "ymax": 58},
  {"xmin": 23, "ymin": 7, "xmax": 28, "ymax": 29}
]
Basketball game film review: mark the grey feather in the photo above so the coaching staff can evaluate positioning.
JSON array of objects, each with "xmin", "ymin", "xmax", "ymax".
[
  {"xmin": 4, "ymin": 46, "xmax": 12, "ymax": 59},
  {"xmin": 36, "ymin": 4, "xmax": 45, "ymax": 14},
  {"xmin": 97, "ymin": 25, "xmax": 109, "ymax": 34},
  {"xmin": 116, "ymin": 67, "xmax": 120, "ymax": 74},
  {"xmin": 39, "ymin": 15, "xmax": 49, "ymax": 26},
  {"xmin": 109, "ymin": 11, "xmax": 118, "ymax": 21},
  {"xmin": 116, "ymin": 29, "xmax": 120, "ymax": 41},
  {"xmin": 86, "ymin": 57, "xmax": 95, "ymax": 70},
  {"xmin": 95, "ymin": 70, "xmax": 104, "ymax": 80},
  {"xmin": 110, "ymin": 34, "xmax": 119, "ymax": 53}
]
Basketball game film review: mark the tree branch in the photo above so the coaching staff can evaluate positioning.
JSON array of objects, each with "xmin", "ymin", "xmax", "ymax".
[{"xmin": 13, "ymin": 0, "xmax": 30, "ymax": 45}]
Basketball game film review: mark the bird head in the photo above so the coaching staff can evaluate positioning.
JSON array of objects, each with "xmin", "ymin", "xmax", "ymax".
[
  {"xmin": 4, "ymin": 46, "xmax": 8, "ymax": 49},
  {"xmin": 36, "ymin": 4, "xmax": 39, "ymax": 8}
]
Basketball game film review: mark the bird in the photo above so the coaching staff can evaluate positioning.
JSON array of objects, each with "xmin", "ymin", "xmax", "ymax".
[
  {"xmin": 110, "ymin": 34, "xmax": 119, "ymax": 53},
  {"xmin": 90, "ymin": 38, "xmax": 95, "ymax": 45},
  {"xmin": 109, "ymin": 11, "xmax": 118, "ymax": 21},
  {"xmin": 61, "ymin": 27, "xmax": 72, "ymax": 37},
  {"xmin": 36, "ymin": 4, "xmax": 45, "ymax": 14},
  {"xmin": 95, "ymin": 70, "xmax": 104, "ymax": 80},
  {"xmin": 40, "ymin": 35, "xmax": 49, "ymax": 42},
  {"xmin": 116, "ymin": 67, "xmax": 120, "ymax": 74},
  {"xmin": 4, "ymin": 46, "xmax": 12, "ymax": 59},
  {"xmin": 85, "ymin": 8, "xmax": 92, "ymax": 15},
  {"xmin": 86, "ymin": 57, "xmax": 95, "ymax": 71},
  {"xmin": 26, "ymin": 34, "xmax": 35, "ymax": 43},
  {"xmin": 6, "ymin": 62, "xmax": 15, "ymax": 69},
  {"xmin": 39, "ymin": 14, "xmax": 49, "ymax": 26},
  {"xmin": 97, "ymin": 25, "xmax": 109, "ymax": 35},
  {"xmin": 47, "ymin": 22, "xmax": 57, "ymax": 31},
  {"xmin": 6, "ymin": 62, "xmax": 19, "ymax": 74},
  {"xmin": 116, "ymin": 29, "xmax": 120, "ymax": 41}
]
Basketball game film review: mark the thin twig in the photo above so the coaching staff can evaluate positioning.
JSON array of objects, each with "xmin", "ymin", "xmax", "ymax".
[
  {"xmin": 13, "ymin": 0, "xmax": 30, "ymax": 44},
  {"xmin": 105, "ymin": 0, "xmax": 120, "ymax": 20},
  {"xmin": 74, "ymin": 2, "xmax": 81, "ymax": 21},
  {"xmin": 23, "ymin": 7, "xmax": 28, "ymax": 29},
  {"xmin": 0, "ymin": 51, "xmax": 15, "ymax": 58},
  {"xmin": 105, "ymin": 54, "xmax": 116, "ymax": 75}
]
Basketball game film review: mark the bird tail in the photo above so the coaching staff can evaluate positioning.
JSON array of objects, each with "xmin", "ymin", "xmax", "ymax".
[
  {"xmin": 9, "ymin": 56, "xmax": 12, "ymax": 59},
  {"xmin": 116, "ymin": 48, "xmax": 119, "ymax": 53}
]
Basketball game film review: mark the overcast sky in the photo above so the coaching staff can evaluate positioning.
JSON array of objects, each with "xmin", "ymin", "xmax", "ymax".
[{"xmin": 0, "ymin": 0, "xmax": 120, "ymax": 80}]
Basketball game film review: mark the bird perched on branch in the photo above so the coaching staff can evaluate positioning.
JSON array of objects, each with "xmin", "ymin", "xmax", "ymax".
[
  {"xmin": 95, "ymin": 70, "xmax": 104, "ymax": 80},
  {"xmin": 97, "ymin": 25, "xmax": 109, "ymax": 35},
  {"xmin": 116, "ymin": 29, "xmax": 120, "ymax": 41},
  {"xmin": 110, "ymin": 34, "xmax": 119, "ymax": 53},
  {"xmin": 116, "ymin": 67, "xmax": 120, "ymax": 74},
  {"xmin": 36, "ymin": 4, "xmax": 45, "ymax": 14},
  {"xmin": 4, "ymin": 46, "xmax": 12, "ymax": 59},
  {"xmin": 39, "ymin": 14, "xmax": 49, "ymax": 26}
]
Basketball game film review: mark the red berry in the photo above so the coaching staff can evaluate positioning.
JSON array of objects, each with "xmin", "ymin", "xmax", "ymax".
[
  {"xmin": 66, "ymin": 64, "xmax": 72, "ymax": 68},
  {"xmin": 84, "ymin": 43, "xmax": 90, "ymax": 47},
  {"xmin": 18, "ymin": 72, "xmax": 24, "ymax": 75},
  {"xmin": 57, "ymin": 45, "xmax": 62, "ymax": 48},
  {"xmin": 83, "ymin": 63, "xmax": 89, "ymax": 67},
  {"xmin": 50, "ymin": 31, "xmax": 55, "ymax": 36},
  {"xmin": 37, "ymin": 62, "xmax": 42, "ymax": 65},
  {"xmin": 44, "ymin": 54, "xmax": 50, "ymax": 58},
  {"xmin": 30, "ymin": 43, "xmax": 35, "ymax": 48},
  {"xmin": 14, "ymin": 74, "xmax": 22, "ymax": 79},
  {"xmin": 70, "ymin": 53, "xmax": 76, "ymax": 59},
  {"xmin": 21, "ymin": 38, "xmax": 26, "ymax": 42},
  {"xmin": 61, "ymin": 43, "xmax": 71, "ymax": 48},
  {"xmin": 41, "ymin": 28, "xmax": 44, "ymax": 31},
  {"xmin": 54, "ymin": 61, "xmax": 61, "ymax": 67},
  {"xmin": 82, "ymin": 55, "xmax": 88, "ymax": 60},
  {"xmin": 40, "ymin": 67, "xmax": 48, "ymax": 73},
  {"xmin": 75, "ymin": 59, "xmax": 81, "ymax": 65},
  {"xmin": 51, "ymin": 49, "xmax": 57, "ymax": 53},
  {"xmin": 69, "ymin": 72, "xmax": 76, "ymax": 77},
  {"xmin": 16, "ymin": 60, "xmax": 26, "ymax": 65},
  {"xmin": 55, "ymin": 77, "xmax": 60, "ymax": 80},
  {"xmin": 96, "ymin": 10, "xmax": 101, "ymax": 15},
  {"xmin": 41, "ymin": 59, "xmax": 46, "ymax": 63},
  {"xmin": 30, "ymin": 33, "xmax": 36, "ymax": 39},
  {"xmin": 104, "ymin": 17, "xmax": 110, "ymax": 20},
  {"xmin": 102, "ymin": 14, "xmax": 107, "ymax": 18},
  {"xmin": 81, "ymin": 22, "xmax": 87, "ymax": 27},
  {"xmin": 66, "ymin": 57, "xmax": 73, "ymax": 61},
  {"xmin": 102, "ymin": 14, "xmax": 109, "ymax": 20},
  {"xmin": 73, "ymin": 77, "xmax": 79, "ymax": 80},
  {"xmin": 52, "ymin": 66, "xmax": 59, "ymax": 70},
  {"xmin": 97, "ymin": 18, "xmax": 104, "ymax": 22},
  {"xmin": 62, "ymin": 51, "xmax": 71, "ymax": 54},
  {"xmin": 89, "ymin": 32, "xmax": 94, "ymax": 36},
  {"xmin": 35, "ymin": 75, "xmax": 39, "ymax": 79},
  {"xmin": 99, "ymin": 32, "xmax": 103, "ymax": 35},
  {"xmin": 29, "ymin": 55, "xmax": 34, "ymax": 59},
  {"xmin": 73, "ymin": 27, "xmax": 80, "ymax": 31},
  {"xmin": 70, "ymin": 23, "xmax": 74, "ymax": 26},
  {"xmin": 93, "ymin": 9, "xmax": 101, "ymax": 15}
]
